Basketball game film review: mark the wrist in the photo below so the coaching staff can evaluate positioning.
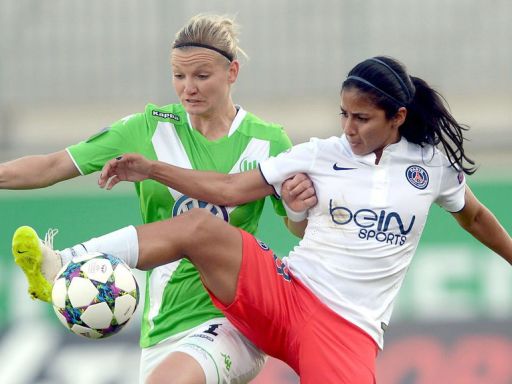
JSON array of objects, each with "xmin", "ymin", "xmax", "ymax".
[
  {"xmin": 283, "ymin": 201, "xmax": 308, "ymax": 222},
  {"xmin": 148, "ymin": 160, "xmax": 161, "ymax": 181}
]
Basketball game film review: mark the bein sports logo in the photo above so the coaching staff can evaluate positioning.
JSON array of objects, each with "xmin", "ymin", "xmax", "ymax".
[
  {"xmin": 172, "ymin": 195, "xmax": 229, "ymax": 222},
  {"xmin": 329, "ymin": 200, "xmax": 415, "ymax": 246}
]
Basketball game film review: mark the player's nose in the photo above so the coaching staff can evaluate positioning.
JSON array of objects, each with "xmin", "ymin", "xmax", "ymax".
[{"xmin": 343, "ymin": 117, "xmax": 357, "ymax": 136}]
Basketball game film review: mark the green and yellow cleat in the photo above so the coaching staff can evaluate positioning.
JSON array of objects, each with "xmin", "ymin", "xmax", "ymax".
[{"xmin": 12, "ymin": 226, "xmax": 61, "ymax": 303}]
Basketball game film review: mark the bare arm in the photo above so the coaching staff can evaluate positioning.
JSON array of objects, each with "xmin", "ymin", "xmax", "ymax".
[
  {"xmin": 0, "ymin": 150, "xmax": 80, "ymax": 189},
  {"xmin": 98, "ymin": 153, "xmax": 274, "ymax": 206},
  {"xmin": 451, "ymin": 186, "xmax": 512, "ymax": 265}
]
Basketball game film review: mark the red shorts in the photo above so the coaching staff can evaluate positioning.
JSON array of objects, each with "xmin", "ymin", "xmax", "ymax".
[{"xmin": 207, "ymin": 229, "xmax": 378, "ymax": 384}]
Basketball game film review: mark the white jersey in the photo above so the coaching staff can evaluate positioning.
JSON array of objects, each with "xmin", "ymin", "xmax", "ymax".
[{"xmin": 259, "ymin": 134, "xmax": 466, "ymax": 348}]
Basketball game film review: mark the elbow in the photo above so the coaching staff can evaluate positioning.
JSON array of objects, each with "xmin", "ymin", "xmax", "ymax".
[
  {"xmin": 215, "ymin": 189, "xmax": 242, "ymax": 207},
  {"xmin": 214, "ymin": 174, "xmax": 245, "ymax": 206},
  {"xmin": 458, "ymin": 209, "xmax": 484, "ymax": 235}
]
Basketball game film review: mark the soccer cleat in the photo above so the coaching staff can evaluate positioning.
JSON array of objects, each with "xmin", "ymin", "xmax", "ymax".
[{"xmin": 12, "ymin": 226, "xmax": 62, "ymax": 303}]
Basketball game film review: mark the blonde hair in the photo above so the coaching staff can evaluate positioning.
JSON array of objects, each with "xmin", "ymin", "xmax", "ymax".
[{"xmin": 173, "ymin": 14, "xmax": 247, "ymax": 61}]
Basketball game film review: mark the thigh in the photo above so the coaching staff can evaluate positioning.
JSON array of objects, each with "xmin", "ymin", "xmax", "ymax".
[
  {"xmin": 140, "ymin": 318, "xmax": 266, "ymax": 384},
  {"xmin": 181, "ymin": 209, "xmax": 244, "ymax": 306},
  {"xmin": 299, "ymin": 299, "xmax": 378, "ymax": 384},
  {"xmin": 138, "ymin": 209, "xmax": 243, "ymax": 305},
  {"xmin": 207, "ymin": 230, "xmax": 308, "ymax": 372}
]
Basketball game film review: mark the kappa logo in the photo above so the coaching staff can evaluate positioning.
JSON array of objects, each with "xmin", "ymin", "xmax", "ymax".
[
  {"xmin": 406, "ymin": 165, "xmax": 429, "ymax": 189},
  {"xmin": 152, "ymin": 110, "xmax": 180, "ymax": 121}
]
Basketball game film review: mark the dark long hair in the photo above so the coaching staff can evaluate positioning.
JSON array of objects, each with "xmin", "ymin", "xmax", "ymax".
[{"xmin": 342, "ymin": 56, "xmax": 476, "ymax": 174}]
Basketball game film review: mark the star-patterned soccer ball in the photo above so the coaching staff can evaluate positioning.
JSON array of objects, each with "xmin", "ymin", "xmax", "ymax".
[{"xmin": 51, "ymin": 252, "xmax": 139, "ymax": 339}]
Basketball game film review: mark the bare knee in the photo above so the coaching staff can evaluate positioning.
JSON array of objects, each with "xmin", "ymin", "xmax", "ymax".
[
  {"xmin": 178, "ymin": 208, "xmax": 241, "ymax": 273},
  {"xmin": 145, "ymin": 352, "xmax": 205, "ymax": 384},
  {"xmin": 180, "ymin": 208, "xmax": 227, "ymax": 247},
  {"xmin": 136, "ymin": 209, "xmax": 223, "ymax": 271}
]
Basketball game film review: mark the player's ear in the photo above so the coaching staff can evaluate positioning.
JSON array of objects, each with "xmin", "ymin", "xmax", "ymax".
[
  {"xmin": 228, "ymin": 60, "xmax": 240, "ymax": 84},
  {"xmin": 393, "ymin": 107, "xmax": 407, "ymax": 129}
]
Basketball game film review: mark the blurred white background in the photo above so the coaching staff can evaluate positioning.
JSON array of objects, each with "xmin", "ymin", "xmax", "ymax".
[{"xmin": 1, "ymin": 0, "xmax": 511, "ymax": 172}]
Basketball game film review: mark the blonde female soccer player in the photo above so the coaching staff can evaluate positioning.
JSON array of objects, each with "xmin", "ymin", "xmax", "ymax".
[{"xmin": 5, "ymin": 14, "xmax": 315, "ymax": 384}]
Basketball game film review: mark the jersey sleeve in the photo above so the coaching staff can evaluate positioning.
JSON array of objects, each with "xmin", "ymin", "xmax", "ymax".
[
  {"xmin": 267, "ymin": 127, "xmax": 294, "ymax": 217},
  {"xmin": 67, "ymin": 112, "xmax": 146, "ymax": 175},
  {"xmin": 269, "ymin": 126, "xmax": 293, "ymax": 157},
  {"xmin": 260, "ymin": 139, "xmax": 317, "ymax": 197},
  {"xmin": 434, "ymin": 165, "xmax": 466, "ymax": 212}
]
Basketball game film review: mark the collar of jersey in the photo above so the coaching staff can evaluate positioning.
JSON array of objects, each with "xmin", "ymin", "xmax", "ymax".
[
  {"xmin": 341, "ymin": 135, "xmax": 407, "ymax": 165},
  {"xmin": 186, "ymin": 105, "xmax": 247, "ymax": 138}
]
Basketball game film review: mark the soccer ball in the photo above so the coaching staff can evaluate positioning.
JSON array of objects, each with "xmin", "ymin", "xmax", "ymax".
[{"xmin": 51, "ymin": 252, "xmax": 139, "ymax": 339}]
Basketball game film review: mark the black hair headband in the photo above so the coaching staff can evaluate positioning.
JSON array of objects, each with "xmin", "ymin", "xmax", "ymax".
[
  {"xmin": 345, "ymin": 76, "xmax": 405, "ymax": 106},
  {"xmin": 369, "ymin": 58, "xmax": 412, "ymax": 101},
  {"xmin": 173, "ymin": 42, "xmax": 233, "ymax": 62}
]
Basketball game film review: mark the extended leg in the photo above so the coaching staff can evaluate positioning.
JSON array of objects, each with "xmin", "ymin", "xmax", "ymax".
[
  {"xmin": 136, "ymin": 208, "xmax": 243, "ymax": 305},
  {"xmin": 12, "ymin": 209, "xmax": 242, "ymax": 305}
]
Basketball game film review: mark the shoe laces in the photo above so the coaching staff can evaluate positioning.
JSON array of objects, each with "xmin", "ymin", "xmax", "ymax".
[{"xmin": 43, "ymin": 228, "xmax": 59, "ymax": 250}]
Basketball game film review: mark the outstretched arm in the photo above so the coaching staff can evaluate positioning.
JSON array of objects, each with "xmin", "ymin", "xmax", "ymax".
[
  {"xmin": 451, "ymin": 186, "xmax": 512, "ymax": 265},
  {"xmin": 98, "ymin": 153, "xmax": 274, "ymax": 206},
  {"xmin": 0, "ymin": 150, "xmax": 80, "ymax": 189}
]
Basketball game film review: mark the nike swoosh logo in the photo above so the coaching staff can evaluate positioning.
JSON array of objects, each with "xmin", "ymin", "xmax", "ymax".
[{"xmin": 333, "ymin": 163, "xmax": 357, "ymax": 171}]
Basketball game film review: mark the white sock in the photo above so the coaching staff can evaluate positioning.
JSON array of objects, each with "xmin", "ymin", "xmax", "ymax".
[{"xmin": 59, "ymin": 226, "xmax": 139, "ymax": 268}]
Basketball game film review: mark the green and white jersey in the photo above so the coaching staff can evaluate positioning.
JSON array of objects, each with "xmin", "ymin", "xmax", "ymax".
[{"xmin": 67, "ymin": 103, "xmax": 292, "ymax": 348}]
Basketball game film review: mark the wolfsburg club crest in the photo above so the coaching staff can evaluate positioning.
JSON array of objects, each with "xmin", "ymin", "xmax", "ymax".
[{"xmin": 172, "ymin": 195, "xmax": 229, "ymax": 222}]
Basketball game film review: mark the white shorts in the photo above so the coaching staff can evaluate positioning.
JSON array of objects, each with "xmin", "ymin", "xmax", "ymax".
[{"xmin": 139, "ymin": 317, "xmax": 267, "ymax": 384}]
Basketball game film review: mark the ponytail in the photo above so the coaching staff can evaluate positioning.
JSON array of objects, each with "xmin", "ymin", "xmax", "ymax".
[{"xmin": 401, "ymin": 77, "xmax": 476, "ymax": 175}]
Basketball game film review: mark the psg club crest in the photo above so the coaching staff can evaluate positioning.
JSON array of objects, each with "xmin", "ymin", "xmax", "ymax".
[{"xmin": 406, "ymin": 165, "xmax": 429, "ymax": 190}]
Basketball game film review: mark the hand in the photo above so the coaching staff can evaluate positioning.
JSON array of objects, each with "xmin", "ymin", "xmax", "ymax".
[
  {"xmin": 98, "ymin": 154, "xmax": 153, "ymax": 190},
  {"xmin": 281, "ymin": 173, "xmax": 317, "ymax": 212}
]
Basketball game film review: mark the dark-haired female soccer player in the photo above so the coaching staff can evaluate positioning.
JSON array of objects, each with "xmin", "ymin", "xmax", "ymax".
[{"xmin": 16, "ymin": 56, "xmax": 511, "ymax": 383}]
